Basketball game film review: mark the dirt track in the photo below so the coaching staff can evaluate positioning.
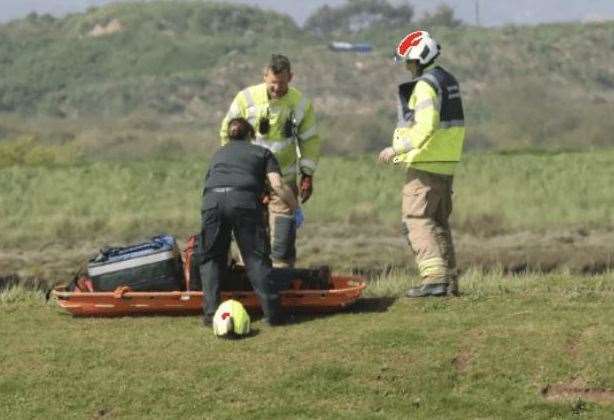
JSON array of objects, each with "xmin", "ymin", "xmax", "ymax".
[
  {"xmin": 1, "ymin": 226, "xmax": 613, "ymax": 288},
  {"xmin": 297, "ymin": 224, "xmax": 614, "ymax": 276}
]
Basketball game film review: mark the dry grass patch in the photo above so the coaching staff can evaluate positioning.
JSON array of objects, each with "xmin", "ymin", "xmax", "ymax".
[{"xmin": 542, "ymin": 378, "xmax": 614, "ymax": 405}]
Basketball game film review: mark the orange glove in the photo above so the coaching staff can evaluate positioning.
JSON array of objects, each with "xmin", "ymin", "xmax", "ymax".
[{"xmin": 299, "ymin": 174, "xmax": 313, "ymax": 203}]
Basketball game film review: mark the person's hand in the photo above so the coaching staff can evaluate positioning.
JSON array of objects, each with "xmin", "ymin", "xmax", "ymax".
[
  {"xmin": 378, "ymin": 147, "xmax": 395, "ymax": 163},
  {"xmin": 299, "ymin": 174, "xmax": 313, "ymax": 203}
]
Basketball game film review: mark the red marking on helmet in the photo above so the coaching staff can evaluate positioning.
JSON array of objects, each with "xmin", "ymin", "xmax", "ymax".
[
  {"xmin": 221, "ymin": 312, "xmax": 231, "ymax": 320},
  {"xmin": 397, "ymin": 31, "xmax": 424, "ymax": 57}
]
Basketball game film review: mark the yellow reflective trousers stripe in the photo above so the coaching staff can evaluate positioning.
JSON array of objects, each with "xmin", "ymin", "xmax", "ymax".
[{"xmin": 418, "ymin": 257, "xmax": 448, "ymax": 279}]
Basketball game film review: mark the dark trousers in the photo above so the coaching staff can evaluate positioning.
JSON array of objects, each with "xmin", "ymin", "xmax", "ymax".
[{"xmin": 199, "ymin": 190, "xmax": 281, "ymax": 322}]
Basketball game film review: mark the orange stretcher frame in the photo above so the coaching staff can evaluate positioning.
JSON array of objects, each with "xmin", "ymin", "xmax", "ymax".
[{"xmin": 52, "ymin": 275, "xmax": 367, "ymax": 317}]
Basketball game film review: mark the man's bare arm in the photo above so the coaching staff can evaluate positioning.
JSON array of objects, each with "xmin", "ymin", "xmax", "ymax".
[{"xmin": 266, "ymin": 172, "xmax": 298, "ymax": 211}]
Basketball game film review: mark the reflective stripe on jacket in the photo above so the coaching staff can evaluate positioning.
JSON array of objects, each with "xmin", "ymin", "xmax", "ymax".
[
  {"xmin": 220, "ymin": 83, "xmax": 320, "ymax": 180},
  {"xmin": 392, "ymin": 66, "xmax": 465, "ymax": 175}
]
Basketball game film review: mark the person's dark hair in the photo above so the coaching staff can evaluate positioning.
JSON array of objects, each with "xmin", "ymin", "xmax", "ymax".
[
  {"xmin": 228, "ymin": 118, "xmax": 255, "ymax": 141},
  {"xmin": 267, "ymin": 54, "xmax": 291, "ymax": 74}
]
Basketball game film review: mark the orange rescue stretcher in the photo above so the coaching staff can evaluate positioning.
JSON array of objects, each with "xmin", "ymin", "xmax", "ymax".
[
  {"xmin": 51, "ymin": 275, "xmax": 366, "ymax": 317},
  {"xmin": 51, "ymin": 234, "xmax": 366, "ymax": 317}
]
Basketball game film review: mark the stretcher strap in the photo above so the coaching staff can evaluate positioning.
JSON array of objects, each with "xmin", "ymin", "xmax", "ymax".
[{"xmin": 182, "ymin": 235, "xmax": 198, "ymax": 291}]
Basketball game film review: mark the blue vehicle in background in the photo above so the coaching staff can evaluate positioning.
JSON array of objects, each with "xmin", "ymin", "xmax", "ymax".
[{"xmin": 328, "ymin": 42, "xmax": 373, "ymax": 53}]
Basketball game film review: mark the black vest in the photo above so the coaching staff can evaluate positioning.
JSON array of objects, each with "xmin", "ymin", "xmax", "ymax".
[{"xmin": 397, "ymin": 66, "xmax": 464, "ymax": 126}]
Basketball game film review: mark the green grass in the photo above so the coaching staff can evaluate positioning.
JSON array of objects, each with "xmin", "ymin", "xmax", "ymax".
[
  {"xmin": 2, "ymin": 271, "xmax": 614, "ymax": 418},
  {"xmin": 1, "ymin": 149, "xmax": 612, "ymax": 250},
  {"xmin": 2, "ymin": 148, "xmax": 613, "ymax": 282},
  {"xmin": 2, "ymin": 4, "xmax": 613, "ymax": 416},
  {"xmin": 308, "ymin": 150, "xmax": 614, "ymax": 233}
]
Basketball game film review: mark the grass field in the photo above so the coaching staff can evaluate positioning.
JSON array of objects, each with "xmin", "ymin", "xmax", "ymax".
[
  {"xmin": 2, "ymin": 148, "xmax": 614, "ymax": 418},
  {"xmin": 2, "ymin": 4, "xmax": 614, "ymax": 417},
  {"xmin": 3, "ymin": 149, "xmax": 612, "ymax": 245},
  {"xmin": 1, "ymin": 149, "xmax": 613, "ymax": 282},
  {"xmin": 2, "ymin": 271, "xmax": 614, "ymax": 418}
]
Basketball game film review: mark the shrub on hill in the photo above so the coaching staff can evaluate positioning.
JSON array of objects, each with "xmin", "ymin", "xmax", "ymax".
[
  {"xmin": 304, "ymin": 0, "xmax": 414, "ymax": 36},
  {"xmin": 0, "ymin": 1, "xmax": 613, "ymax": 155}
]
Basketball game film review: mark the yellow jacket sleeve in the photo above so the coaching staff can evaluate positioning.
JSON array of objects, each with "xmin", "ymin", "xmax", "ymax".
[
  {"xmin": 392, "ymin": 81, "xmax": 440, "ymax": 154},
  {"xmin": 297, "ymin": 99, "xmax": 320, "ymax": 176},
  {"xmin": 220, "ymin": 91, "xmax": 247, "ymax": 145}
]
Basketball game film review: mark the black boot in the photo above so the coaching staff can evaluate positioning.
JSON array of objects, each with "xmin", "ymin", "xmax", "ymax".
[
  {"xmin": 447, "ymin": 275, "xmax": 460, "ymax": 297},
  {"xmin": 261, "ymin": 296, "xmax": 286, "ymax": 326},
  {"xmin": 202, "ymin": 313, "xmax": 214, "ymax": 327},
  {"xmin": 406, "ymin": 283, "xmax": 448, "ymax": 298},
  {"xmin": 271, "ymin": 266, "xmax": 332, "ymax": 290}
]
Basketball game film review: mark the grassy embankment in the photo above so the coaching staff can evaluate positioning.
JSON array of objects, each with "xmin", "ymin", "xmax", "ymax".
[
  {"xmin": 2, "ymin": 270, "xmax": 614, "ymax": 418},
  {"xmin": 1, "ymin": 2, "xmax": 613, "ymax": 155},
  {"xmin": 1, "ymin": 148, "xmax": 613, "ymax": 281}
]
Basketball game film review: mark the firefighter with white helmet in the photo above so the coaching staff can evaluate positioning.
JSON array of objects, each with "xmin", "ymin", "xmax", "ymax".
[{"xmin": 379, "ymin": 31, "xmax": 465, "ymax": 297}]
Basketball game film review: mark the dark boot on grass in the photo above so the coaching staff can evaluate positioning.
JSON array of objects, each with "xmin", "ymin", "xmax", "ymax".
[
  {"xmin": 406, "ymin": 282, "xmax": 448, "ymax": 298},
  {"xmin": 202, "ymin": 313, "xmax": 214, "ymax": 327},
  {"xmin": 447, "ymin": 275, "xmax": 460, "ymax": 297}
]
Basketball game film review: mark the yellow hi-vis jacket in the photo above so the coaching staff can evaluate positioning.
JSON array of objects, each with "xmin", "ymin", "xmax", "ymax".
[
  {"xmin": 220, "ymin": 83, "xmax": 320, "ymax": 181},
  {"xmin": 392, "ymin": 65, "xmax": 465, "ymax": 175}
]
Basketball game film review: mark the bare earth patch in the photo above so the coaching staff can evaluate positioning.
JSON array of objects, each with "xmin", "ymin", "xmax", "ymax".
[
  {"xmin": 2, "ymin": 226, "xmax": 614, "ymax": 286},
  {"xmin": 298, "ymin": 224, "xmax": 614, "ymax": 275},
  {"xmin": 542, "ymin": 379, "xmax": 614, "ymax": 404},
  {"xmin": 88, "ymin": 19, "xmax": 123, "ymax": 37},
  {"xmin": 458, "ymin": 229, "xmax": 614, "ymax": 275},
  {"xmin": 93, "ymin": 407, "xmax": 113, "ymax": 418},
  {"xmin": 452, "ymin": 350, "xmax": 472, "ymax": 373},
  {"xmin": 565, "ymin": 325, "xmax": 598, "ymax": 359}
]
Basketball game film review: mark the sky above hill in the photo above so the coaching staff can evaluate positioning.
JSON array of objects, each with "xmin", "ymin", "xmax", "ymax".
[{"xmin": 1, "ymin": 0, "xmax": 614, "ymax": 26}]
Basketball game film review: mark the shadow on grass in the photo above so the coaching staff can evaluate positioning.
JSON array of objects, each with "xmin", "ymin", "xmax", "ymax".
[
  {"xmin": 248, "ymin": 296, "xmax": 398, "ymax": 326},
  {"xmin": 216, "ymin": 328, "xmax": 261, "ymax": 339},
  {"xmin": 52, "ymin": 299, "xmax": 397, "ymax": 330},
  {"xmin": 347, "ymin": 296, "xmax": 397, "ymax": 313}
]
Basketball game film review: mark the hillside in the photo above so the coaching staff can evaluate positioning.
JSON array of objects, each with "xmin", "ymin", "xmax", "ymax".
[{"xmin": 0, "ymin": 1, "xmax": 613, "ymax": 155}]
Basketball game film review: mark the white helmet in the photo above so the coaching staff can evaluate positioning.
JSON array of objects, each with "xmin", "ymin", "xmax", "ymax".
[
  {"xmin": 395, "ymin": 30, "xmax": 440, "ymax": 65},
  {"xmin": 213, "ymin": 299, "xmax": 251, "ymax": 337}
]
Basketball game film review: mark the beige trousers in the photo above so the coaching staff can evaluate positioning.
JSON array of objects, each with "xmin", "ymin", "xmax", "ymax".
[{"xmin": 401, "ymin": 168, "xmax": 456, "ymax": 285}]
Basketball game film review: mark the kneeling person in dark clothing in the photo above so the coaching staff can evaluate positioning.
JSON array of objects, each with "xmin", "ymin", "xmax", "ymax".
[{"xmin": 200, "ymin": 117, "xmax": 298, "ymax": 326}]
